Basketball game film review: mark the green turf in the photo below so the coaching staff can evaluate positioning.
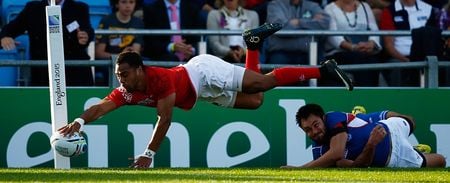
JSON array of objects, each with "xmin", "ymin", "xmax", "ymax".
[{"xmin": 0, "ymin": 168, "xmax": 449, "ymax": 182}]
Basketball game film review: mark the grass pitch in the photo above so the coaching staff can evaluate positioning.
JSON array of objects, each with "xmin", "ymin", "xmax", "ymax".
[{"xmin": 0, "ymin": 168, "xmax": 449, "ymax": 182}]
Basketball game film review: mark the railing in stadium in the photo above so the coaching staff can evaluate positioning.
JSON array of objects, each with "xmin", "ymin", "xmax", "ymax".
[{"xmin": 0, "ymin": 30, "xmax": 449, "ymax": 88}]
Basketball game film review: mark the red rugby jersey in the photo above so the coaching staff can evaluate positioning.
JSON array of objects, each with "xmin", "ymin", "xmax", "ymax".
[{"xmin": 107, "ymin": 66, "xmax": 196, "ymax": 110}]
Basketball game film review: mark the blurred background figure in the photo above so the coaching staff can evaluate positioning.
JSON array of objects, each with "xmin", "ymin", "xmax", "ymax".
[
  {"xmin": 436, "ymin": 0, "xmax": 450, "ymax": 86},
  {"xmin": 379, "ymin": 0, "xmax": 438, "ymax": 86},
  {"xmin": 194, "ymin": 0, "xmax": 217, "ymax": 27},
  {"xmin": 243, "ymin": 0, "xmax": 270, "ymax": 25},
  {"xmin": 142, "ymin": 0, "xmax": 203, "ymax": 61},
  {"xmin": 207, "ymin": 0, "xmax": 259, "ymax": 63},
  {"xmin": 323, "ymin": 0, "xmax": 382, "ymax": 87},
  {"xmin": 0, "ymin": 0, "xmax": 94, "ymax": 86},
  {"xmin": 366, "ymin": 0, "xmax": 391, "ymax": 25},
  {"xmin": 95, "ymin": 0, "xmax": 144, "ymax": 86},
  {"xmin": 266, "ymin": 0, "xmax": 330, "ymax": 65}
]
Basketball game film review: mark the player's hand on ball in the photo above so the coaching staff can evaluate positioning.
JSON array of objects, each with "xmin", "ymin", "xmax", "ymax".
[
  {"xmin": 131, "ymin": 156, "xmax": 152, "ymax": 168},
  {"xmin": 58, "ymin": 122, "xmax": 81, "ymax": 137}
]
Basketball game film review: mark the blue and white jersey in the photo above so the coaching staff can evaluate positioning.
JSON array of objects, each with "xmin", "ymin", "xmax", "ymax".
[
  {"xmin": 355, "ymin": 110, "xmax": 389, "ymax": 124},
  {"xmin": 312, "ymin": 111, "xmax": 391, "ymax": 167}
]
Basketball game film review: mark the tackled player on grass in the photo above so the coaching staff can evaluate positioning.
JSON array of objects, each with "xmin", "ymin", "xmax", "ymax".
[{"xmin": 284, "ymin": 103, "xmax": 446, "ymax": 168}]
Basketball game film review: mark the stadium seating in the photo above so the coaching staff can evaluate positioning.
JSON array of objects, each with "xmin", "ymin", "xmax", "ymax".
[
  {"xmin": 2, "ymin": 0, "xmax": 111, "ymax": 27},
  {"xmin": 0, "ymin": 0, "xmax": 31, "ymax": 86},
  {"xmin": 1, "ymin": 0, "xmax": 31, "ymax": 60},
  {"xmin": 0, "ymin": 49, "xmax": 19, "ymax": 86},
  {"xmin": 0, "ymin": 34, "xmax": 29, "ymax": 86},
  {"xmin": 76, "ymin": 0, "xmax": 111, "ymax": 28},
  {"xmin": 1, "ymin": 0, "xmax": 32, "ymax": 24}
]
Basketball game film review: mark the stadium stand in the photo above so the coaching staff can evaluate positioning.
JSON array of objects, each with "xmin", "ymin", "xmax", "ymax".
[
  {"xmin": 76, "ymin": 0, "xmax": 111, "ymax": 28},
  {"xmin": 0, "ymin": 34, "xmax": 29, "ymax": 86},
  {"xmin": 1, "ymin": 0, "xmax": 31, "ymax": 24},
  {"xmin": 0, "ymin": 0, "xmax": 31, "ymax": 86},
  {"xmin": 76, "ymin": 0, "xmax": 111, "ymax": 61},
  {"xmin": 0, "ymin": 49, "xmax": 19, "ymax": 86}
]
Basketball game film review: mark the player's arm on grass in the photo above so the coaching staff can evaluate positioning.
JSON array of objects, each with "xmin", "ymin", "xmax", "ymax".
[
  {"xmin": 58, "ymin": 98, "xmax": 117, "ymax": 136},
  {"xmin": 336, "ymin": 124, "xmax": 386, "ymax": 167},
  {"xmin": 131, "ymin": 93, "xmax": 176, "ymax": 168},
  {"xmin": 300, "ymin": 132, "xmax": 348, "ymax": 168}
]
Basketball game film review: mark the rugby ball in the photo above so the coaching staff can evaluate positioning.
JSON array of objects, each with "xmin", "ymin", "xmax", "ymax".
[{"xmin": 50, "ymin": 132, "xmax": 87, "ymax": 157}]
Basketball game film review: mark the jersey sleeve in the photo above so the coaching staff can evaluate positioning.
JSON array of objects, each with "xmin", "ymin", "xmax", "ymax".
[
  {"xmin": 324, "ymin": 112, "xmax": 348, "ymax": 137},
  {"xmin": 106, "ymin": 87, "xmax": 127, "ymax": 107},
  {"xmin": 356, "ymin": 110, "xmax": 389, "ymax": 123},
  {"xmin": 312, "ymin": 143, "xmax": 329, "ymax": 160}
]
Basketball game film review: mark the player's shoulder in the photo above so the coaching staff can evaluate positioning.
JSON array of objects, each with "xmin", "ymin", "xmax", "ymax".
[
  {"xmin": 325, "ymin": 111, "xmax": 347, "ymax": 117},
  {"xmin": 109, "ymin": 86, "xmax": 126, "ymax": 95},
  {"xmin": 325, "ymin": 111, "xmax": 350, "ymax": 124},
  {"xmin": 146, "ymin": 66, "xmax": 174, "ymax": 74}
]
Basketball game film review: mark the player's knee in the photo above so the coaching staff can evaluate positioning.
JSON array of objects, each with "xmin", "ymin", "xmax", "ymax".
[
  {"xmin": 435, "ymin": 154, "xmax": 447, "ymax": 167},
  {"xmin": 253, "ymin": 95, "xmax": 264, "ymax": 109},
  {"xmin": 248, "ymin": 93, "xmax": 264, "ymax": 109},
  {"xmin": 425, "ymin": 153, "xmax": 447, "ymax": 168}
]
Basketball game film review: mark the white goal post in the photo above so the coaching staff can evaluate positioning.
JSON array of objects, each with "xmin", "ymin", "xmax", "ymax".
[{"xmin": 46, "ymin": 0, "xmax": 70, "ymax": 169}]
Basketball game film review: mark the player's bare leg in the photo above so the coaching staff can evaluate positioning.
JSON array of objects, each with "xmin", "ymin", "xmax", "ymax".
[
  {"xmin": 423, "ymin": 153, "xmax": 446, "ymax": 167},
  {"xmin": 234, "ymin": 23, "xmax": 282, "ymax": 109}
]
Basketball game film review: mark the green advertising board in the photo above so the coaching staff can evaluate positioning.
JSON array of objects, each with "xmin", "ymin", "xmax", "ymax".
[{"xmin": 0, "ymin": 88, "xmax": 449, "ymax": 168}]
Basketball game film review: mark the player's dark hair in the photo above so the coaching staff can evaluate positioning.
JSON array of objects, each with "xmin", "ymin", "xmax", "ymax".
[
  {"xmin": 116, "ymin": 51, "xmax": 144, "ymax": 69},
  {"xmin": 296, "ymin": 104, "xmax": 325, "ymax": 127}
]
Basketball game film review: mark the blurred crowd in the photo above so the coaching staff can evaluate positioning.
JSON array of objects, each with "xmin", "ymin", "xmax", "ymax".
[{"xmin": 0, "ymin": 0, "xmax": 449, "ymax": 87}]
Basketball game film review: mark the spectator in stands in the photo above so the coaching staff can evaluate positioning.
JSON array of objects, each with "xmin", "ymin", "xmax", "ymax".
[
  {"xmin": 96, "ymin": 0, "xmax": 144, "ymax": 86},
  {"xmin": 437, "ymin": 0, "xmax": 450, "ymax": 86},
  {"xmin": 0, "ymin": 0, "xmax": 94, "ymax": 86},
  {"xmin": 366, "ymin": 0, "xmax": 392, "ymax": 25},
  {"xmin": 142, "ymin": 0, "xmax": 203, "ymax": 61},
  {"xmin": 379, "ymin": 0, "xmax": 438, "ymax": 86},
  {"xmin": 133, "ymin": 0, "xmax": 145, "ymax": 19},
  {"xmin": 423, "ymin": 0, "xmax": 447, "ymax": 9},
  {"xmin": 266, "ymin": 0, "xmax": 330, "ymax": 65},
  {"xmin": 111, "ymin": 0, "xmax": 145, "ymax": 19},
  {"xmin": 143, "ymin": 0, "xmax": 157, "ymax": 5},
  {"xmin": 244, "ymin": 0, "xmax": 270, "ymax": 25},
  {"xmin": 194, "ymin": 0, "xmax": 216, "ymax": 27},
  {"xmin": 323, "ymin": 0, "xmax": 382, "ymax": 87},
  {"xmin": 207, "ymin": 0, "xmax": 259, "ymax": 63}
]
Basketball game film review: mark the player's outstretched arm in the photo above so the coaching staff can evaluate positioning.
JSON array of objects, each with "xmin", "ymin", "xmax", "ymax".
[
  {"xmin": 283, "ymin": 132, "xmax": 348, "ymax": 168},
  {"xmin": 281, "ymin": 132, "xmax": 347, "ymax": 168},
  {"xmin": 302, "ymin": 132, "xmax": 348, "ymax": 168},
  {"xmin": 58, "ymin": 98, "xmax": 117, "ymax": 137},
  {"xmin": 131, "ymin": 93, "xmax": 176, "ymax": 168}
]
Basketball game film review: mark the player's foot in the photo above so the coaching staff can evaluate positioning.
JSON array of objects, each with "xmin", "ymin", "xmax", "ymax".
[
  {"xmin": 414, "ymin": 144, "xmax": 431, "ymax": 153},
  {"xmin": 243, "ymin": 22, "xmax": 283, "ymax": 50},
  {"xmin": 351, "ymin": 105, "xmax": 366, "ymax": 115},
  {"xmin": 319, "ymin": 59, "xmax": 354, "ymax": 91}
]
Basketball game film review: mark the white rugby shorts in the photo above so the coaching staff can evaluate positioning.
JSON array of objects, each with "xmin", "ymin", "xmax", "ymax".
[
  {"xmin": 182, "ymin": 54, "xmax": 245, "ymax": 108},
  {"xmin": 379, "ymin": 117, "xmax": 424, "ymax": 168}
]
